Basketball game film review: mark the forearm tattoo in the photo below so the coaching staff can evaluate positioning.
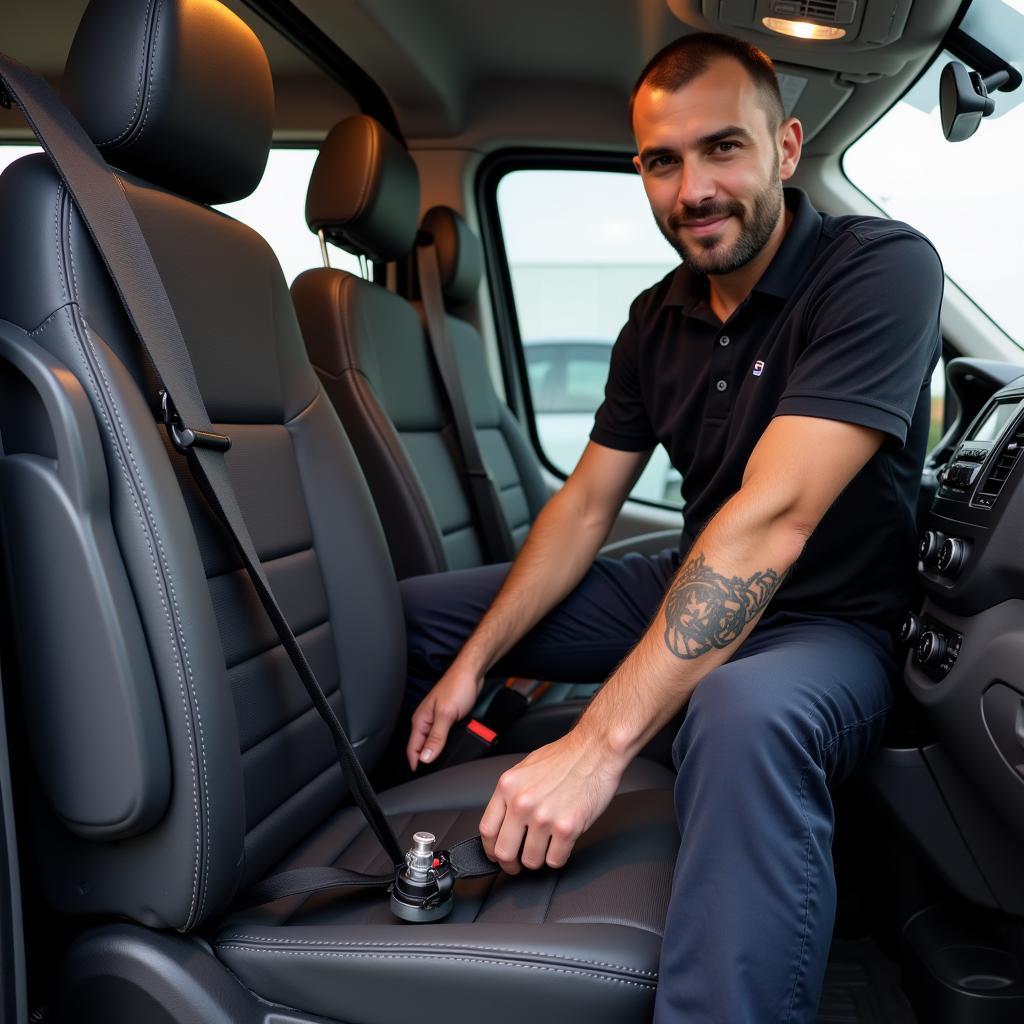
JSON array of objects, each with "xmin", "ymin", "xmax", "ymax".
[{"xmin": 663, "ymin": 553, "xmax": 782, "ymax": 660}]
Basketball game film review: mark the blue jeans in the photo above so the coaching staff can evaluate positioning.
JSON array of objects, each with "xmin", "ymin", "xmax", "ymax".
[{"xmin": 400, "ymin": 549, "xmax": 897, "ymax": 1023}]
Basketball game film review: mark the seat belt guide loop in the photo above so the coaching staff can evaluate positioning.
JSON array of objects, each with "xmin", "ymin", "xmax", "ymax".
[{"xmin": 160, "ymin": 389, "xmax": 232, "ymax": 454}]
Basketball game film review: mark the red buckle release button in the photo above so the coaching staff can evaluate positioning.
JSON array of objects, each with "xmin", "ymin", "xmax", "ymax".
[{"xmin": 467, "ymin": 719, "xmax": 497, "ymax": 744}]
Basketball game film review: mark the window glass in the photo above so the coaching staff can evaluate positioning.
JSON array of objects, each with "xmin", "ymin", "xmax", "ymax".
[
  {"xmin": 843, "ymin": 0, "xmax": 1024, "ymax": 346},
  {"xmin": 497, "ymin": 168, "xmax": 682, "ymax": 505},
  {"xmin": 0, "ymin": 145, "xmax": 356, "ymax": 285}
]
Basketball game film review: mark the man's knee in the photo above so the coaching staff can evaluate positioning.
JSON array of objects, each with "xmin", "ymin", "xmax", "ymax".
[{"xmin": 672, "ymin": 660, "xmax": 812, "ymax": 772}]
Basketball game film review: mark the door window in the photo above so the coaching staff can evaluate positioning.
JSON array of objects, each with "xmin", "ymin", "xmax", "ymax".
[{"xmin": 496, "ymin": 167, "xmax": 682, "ymax": 506}]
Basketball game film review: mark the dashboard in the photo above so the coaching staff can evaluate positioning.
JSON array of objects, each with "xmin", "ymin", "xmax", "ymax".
[{"xmin": 882, "ymin": 357, "xmax": 1024, "ymax": 915}]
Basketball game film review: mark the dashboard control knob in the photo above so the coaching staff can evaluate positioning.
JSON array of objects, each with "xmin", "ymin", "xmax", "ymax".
[
  {"xmin": 918, "ymin": 530, "xmax": 945, "ymax": 567},
  {"xmin": 916, "ymin": 630, "xmax": 948, "ymax": 668},
  {"xmin": 898, "ymin": 612, "xmax": 921, "ymax": 647},
  {"xmin": 936, "ymin": 537, "xmax": 967, "ymax": 578}
]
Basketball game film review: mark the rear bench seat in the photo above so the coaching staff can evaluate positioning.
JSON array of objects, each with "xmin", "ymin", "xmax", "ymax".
[{"xmin": 0, "ymin": 1, "xmax": 678, "ymax": 1021}]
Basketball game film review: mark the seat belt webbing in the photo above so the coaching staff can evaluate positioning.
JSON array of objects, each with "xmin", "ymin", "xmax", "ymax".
[
  {"xmin": 0, "ymin": 54, "xmax": 406, "ymax": 871},
  {"xmin": 415, "ymin": 239, "xmax": 517, "ymax": 564}
]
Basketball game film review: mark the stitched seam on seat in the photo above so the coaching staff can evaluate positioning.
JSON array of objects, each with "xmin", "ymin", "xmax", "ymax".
[
  {"xmin": 215, "ymin": 948, "xmax": 657, "ymax": 988},
  {"xmin": 27, "ymin": 308, "xmax": 66, "ymax": 337},
  {"xmin": 95, "ymin": 0, "xmax": 155, "ymax": 146},
  {"xmin": 63, "ymin": 191, "xmax": 208, "ymax": 926},
  {"xmin": 54, "ymin": 184, "xmax": 67, "ymax": 302},
  {"xmin": 130, "ymin": 0, "xmax": 164, "ymax": 147},
  {"xmin": 333, "ymin": 278, "xmax": 446, "ymax": 571},
  {"xmin": 218, "ymin": 936, "xmax": 657, "ymax": 976},
  {"xmin": 335, "ymin": 287, "xmax": 443, "ymax": 554}
]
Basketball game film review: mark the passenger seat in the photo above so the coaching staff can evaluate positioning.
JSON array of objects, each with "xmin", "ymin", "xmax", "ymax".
[
  {"xmin": 0, "ymin": 1, "xmax": 677, "ymax": 1021},
  {"xmin": 292, "ymin": 120, "xmax": 548, "ymax": 580}
]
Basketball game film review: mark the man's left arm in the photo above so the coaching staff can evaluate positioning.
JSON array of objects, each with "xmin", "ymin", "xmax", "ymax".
[{"xmin": 479, "ymin": 413, "xmax": 884, "ymax": 874}]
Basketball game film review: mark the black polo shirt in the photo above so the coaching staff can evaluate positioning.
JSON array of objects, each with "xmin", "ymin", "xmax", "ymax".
[{"xmin": 591, "ymin": 188, "xmax": 943, "ymax": 628}]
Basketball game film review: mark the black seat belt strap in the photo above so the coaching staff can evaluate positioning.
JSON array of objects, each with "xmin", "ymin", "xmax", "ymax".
[
  {"xmin": 415, "ymin": 238, "xmax": 517, "ymax": 564},
  {"xmin": 0, "ymin": 54, "xmax": 406, "ymax": 870}
]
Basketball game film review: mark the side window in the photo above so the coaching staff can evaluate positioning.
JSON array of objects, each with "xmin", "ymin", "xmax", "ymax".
[
  {"xmin": 496, "ymin": 168, "xmax": 682, "ymax": 506},
  {"xmin": 0, "ymin": 145, "xmax": 357, "ymax": 286}
]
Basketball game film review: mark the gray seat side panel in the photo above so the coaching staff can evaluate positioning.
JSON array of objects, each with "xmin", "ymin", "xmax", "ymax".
[{"xmin": 0, "ymin": 158, "xmax": 247, "ymax": 929}]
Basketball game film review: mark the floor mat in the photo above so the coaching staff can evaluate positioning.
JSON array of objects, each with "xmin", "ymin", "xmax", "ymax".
[{"xmin": 817, "ymin": 939, "xmax": 918, "ymax": 1023}]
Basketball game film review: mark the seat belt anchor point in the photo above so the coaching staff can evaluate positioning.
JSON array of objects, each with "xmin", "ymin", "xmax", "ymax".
[{"xmin": 159, "ymin": 389, "xmax": 232, "ymax": 454}]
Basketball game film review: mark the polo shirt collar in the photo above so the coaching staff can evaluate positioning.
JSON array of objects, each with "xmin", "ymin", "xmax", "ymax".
[{"xmin": 665, "ymin": 187, "xmax": 823, "ymax": 310}]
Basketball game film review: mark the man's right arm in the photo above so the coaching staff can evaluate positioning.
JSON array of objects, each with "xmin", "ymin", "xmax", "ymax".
[{"xmin": 406, "ymin": 441, "xmax": 651, "ymax": 769}]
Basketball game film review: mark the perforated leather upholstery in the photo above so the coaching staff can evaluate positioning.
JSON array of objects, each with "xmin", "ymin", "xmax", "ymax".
[{"xmin": 0, "ymin": 2, "xmax": 677, "ymax": 1020}]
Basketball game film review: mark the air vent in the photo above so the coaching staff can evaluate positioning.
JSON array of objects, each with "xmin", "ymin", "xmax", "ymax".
[
  {"xmin": 769, "ymin": 0, "xmax": 857, "ymax": 24},
  {"xmin": 975, "ymin": 433, "xmax": 1024, "ymax": 507}
]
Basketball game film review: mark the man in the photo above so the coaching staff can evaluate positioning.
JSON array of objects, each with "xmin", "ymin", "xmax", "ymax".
[{"xmin": 400, "ymin": 32, "xmax": 942, "ymax": 1022}]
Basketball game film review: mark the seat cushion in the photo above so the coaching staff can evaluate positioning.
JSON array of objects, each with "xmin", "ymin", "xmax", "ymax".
[{"xmin": 216, "ymin": 755, "xmax": 678, "ymax": 1024}]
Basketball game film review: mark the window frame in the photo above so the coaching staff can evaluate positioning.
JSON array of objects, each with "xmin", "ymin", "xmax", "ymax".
[{"xmin": 476, "ymin": 149, "xmax": 683, "ymax": 509}]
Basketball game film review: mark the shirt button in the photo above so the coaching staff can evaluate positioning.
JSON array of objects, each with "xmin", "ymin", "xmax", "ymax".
[
  {"xmin": 716, "ymin": 379, "xmax": 728, "ymax": 392},
  {"xmin": 719, "ymin": 335, "xmax": 730, "ymax": 347}
]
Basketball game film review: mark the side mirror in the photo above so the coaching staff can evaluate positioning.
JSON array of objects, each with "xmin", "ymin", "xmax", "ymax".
[{"xmin": 940, "ymin": 61, "xmax": 1010, "ymax": 142}]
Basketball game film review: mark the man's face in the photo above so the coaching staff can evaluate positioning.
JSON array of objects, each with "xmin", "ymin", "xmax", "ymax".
[{"xmin": 632, "ymin": 58, "xmax": 796, "ymax": 276}]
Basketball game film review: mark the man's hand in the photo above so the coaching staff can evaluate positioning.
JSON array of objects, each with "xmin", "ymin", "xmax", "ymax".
[
  {"xmin": 406, "ymin": 662, "xmax": 482, "ymax": 770},
  {"xmin": 479, "ymin": 728, "xmax": 627, "ymax": 873}
]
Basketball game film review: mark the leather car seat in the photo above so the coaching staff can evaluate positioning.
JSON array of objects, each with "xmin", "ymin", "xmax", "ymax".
[
  {"xmin": 0, "ymin": 1, "xmax": 678, "ymax": 1021},
  {"xmin": 292, "ymin": 118, "xmax": 549, "ymax": 581}
]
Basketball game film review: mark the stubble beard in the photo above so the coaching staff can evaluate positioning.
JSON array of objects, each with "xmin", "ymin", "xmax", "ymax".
[{"xmin": 657, "ymin": 167, "xmax": 784, "ymax": 277}]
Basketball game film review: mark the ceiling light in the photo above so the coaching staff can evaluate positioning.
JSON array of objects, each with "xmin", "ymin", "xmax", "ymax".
[{"xmin": 761, "ymin": 17, "xmax": 847, "ymax": 40}]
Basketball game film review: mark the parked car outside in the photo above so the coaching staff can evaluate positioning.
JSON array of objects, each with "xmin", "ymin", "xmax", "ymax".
[{"xmin": 523, "ymin": 337, "xmax": 683, "ymax": 506}]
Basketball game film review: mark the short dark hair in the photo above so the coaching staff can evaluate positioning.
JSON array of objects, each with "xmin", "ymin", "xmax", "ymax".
[{"xmin": 629, "ymin": 32, "xmax": 785, "ymax": 133}]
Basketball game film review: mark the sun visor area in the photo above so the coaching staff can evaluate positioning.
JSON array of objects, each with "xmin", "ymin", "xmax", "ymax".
[{"xmin": 773, "ymin": 65, "xmax": 852, "ymax": 141}]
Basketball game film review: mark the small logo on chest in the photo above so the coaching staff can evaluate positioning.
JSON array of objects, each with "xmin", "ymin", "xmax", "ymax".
[{"xmin": 752, "ymin": 360, "xmax": 765, "ymax": 377}]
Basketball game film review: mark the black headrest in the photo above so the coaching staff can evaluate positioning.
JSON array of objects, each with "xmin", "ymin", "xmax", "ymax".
[
  {"xmin": 61, "ymin": 0, "xmax": 274, "ymax": 205},
  {"xmin": 305, "ymin": 116, "xmax": 420, "ymax": 264},
  {"xmin": 420, "ymin": 206, "xmax": 482, "ymax": 305}
]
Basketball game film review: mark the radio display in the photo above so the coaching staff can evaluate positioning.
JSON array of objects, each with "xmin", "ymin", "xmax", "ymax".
[{"xmin": 970, "ymin": 400, "xmax": 1022, "ymax": 443}]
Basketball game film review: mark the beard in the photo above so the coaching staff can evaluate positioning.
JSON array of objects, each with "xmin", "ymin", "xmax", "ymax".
[{"xmin": 656, "ymin": 167, "xmax": 784, "ymax": 277}]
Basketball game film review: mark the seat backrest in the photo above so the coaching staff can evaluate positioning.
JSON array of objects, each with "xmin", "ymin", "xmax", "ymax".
[
  {"xmin": 292, "ymin": 122, "xmax": 547, "ymax": 580},
  {"xmin": 0, "ymin": 0, "xmax": 404, "ymax": 931},
  {"xmin": 418, "ymin": 205, "xmax": 549, "ymax": 552}
]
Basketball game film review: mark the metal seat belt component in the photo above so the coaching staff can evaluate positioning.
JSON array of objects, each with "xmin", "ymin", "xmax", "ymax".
[
  {"xmin": 0, "ymin": 53, "xmax": 430, "ymax": 889},
  {"xmin": 234, "ymin": 834, "xmax": 497, "ymax": 911},
  {"xmin": 415, "ymin": 235, "xmax": 517, "ymax": 564}
]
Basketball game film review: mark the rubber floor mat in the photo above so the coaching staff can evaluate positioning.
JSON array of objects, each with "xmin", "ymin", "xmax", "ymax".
[{"xmin": 816, "ymin": 939, "xmax": 917, "ymax": 1023}]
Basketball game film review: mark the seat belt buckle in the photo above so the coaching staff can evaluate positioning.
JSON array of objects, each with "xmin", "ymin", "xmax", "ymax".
[
  {"xmin": 159, "ymin": 389, "xmax": 232, "ymax": 454},
  {"xmin": 390, "ymin": 831, "xmax": 455, "ymax": 923}
]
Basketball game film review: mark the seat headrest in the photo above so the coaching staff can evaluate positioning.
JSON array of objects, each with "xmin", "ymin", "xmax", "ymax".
[
  {"xmin": 305, "ymin": 116, "xmax": 420, "ymax": 264},
  {"xmin": 61, "ymin": 0, "xmax": 274, "ymax": 205},
  {"xmin": 420, "ymin": 206, "xmax": 482, "ymax": 305}
]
